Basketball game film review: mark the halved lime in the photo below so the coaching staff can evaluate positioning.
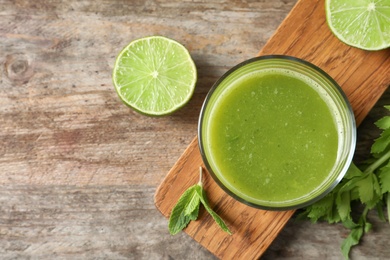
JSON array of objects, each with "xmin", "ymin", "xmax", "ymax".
[
  {"xmin": 325, "ymin": 0, "xmax": 390, "ymax": 51},
  {"xmin": 112, "ymin": 36, "xmax": 197, "ymax": 116}
]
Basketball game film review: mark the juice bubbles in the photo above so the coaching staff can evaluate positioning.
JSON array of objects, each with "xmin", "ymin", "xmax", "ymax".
[{"xmin": 198, "ymin": 56, "xmax": 356, "ymax": 210}]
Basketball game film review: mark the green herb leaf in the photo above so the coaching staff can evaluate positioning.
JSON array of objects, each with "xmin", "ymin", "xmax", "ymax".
[
  {"xmin": 378, "ymin": 165, "xmax": 390, "ymax": 194},
  {"xmin": 300, "ymin": 189, "xmax": 341, "ymax": 223},
  {"xmin": 355, "ymin": 172, "xmax": 382, "ymax": 208},
  {"xmin": 342, "ymin": 218, "xmax": 359, "ymax": 229},
  {"xmin": 341, "ymin": 225, "xmax": 363, "ymax": 260},
  {"xmin": 371, "ymin": 128, "xmax": 390, "ymax": 154},
  {"xmin": 184, "ymin": 189, "xmax": 201, "ymax": 217},
  {"xmin": 195, "ymin": 186, "xmax": 232, "ymax": 235},
  {"xmin": 341, "ymin": 208, "xmax": 369, "ymax": 260},
  {"xmin": 302, "ymin": 105, "xmax": 390, "ymax": 259},
  {"xmin": 168, "ymin": 185, "xmax": 200, "ymax": 235},
  {"xmin": 376, "ymin": 201, "xmax": 386, "ymax": 222},
  {"xmin": 375, "ymin": 116, "xmax": 390, "ymax": 130},
  {"xmin": 336, "ymin": 189, "xmax": 351, "ymax": 221},
  {"xmin": 168, "ymin": 167, "xmax": 231, "ymax": 235},
  {"xmin": 344, "ymin": 162, "xmax": 364, "ymax": 179},
  {"xmin": 364, "ymin": 221, "xmax": 372, "ymax": 233}
]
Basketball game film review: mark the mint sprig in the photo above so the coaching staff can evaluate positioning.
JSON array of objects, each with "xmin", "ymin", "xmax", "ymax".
[
  {"xmin": 168, "ymin": 167, "xmax": 232, "ymax": 235},
  {"xmin": 300, "ymin": 105, "xmax": 390, "ymax": 259}
]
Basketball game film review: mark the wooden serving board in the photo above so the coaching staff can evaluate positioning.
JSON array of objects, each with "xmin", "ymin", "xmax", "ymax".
[{"xmin": 155, "ymin": 0, "xmax": 390, "ymax": 259}]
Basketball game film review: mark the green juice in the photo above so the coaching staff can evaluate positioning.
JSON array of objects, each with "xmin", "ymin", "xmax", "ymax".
[
  {"xmin": 199, "ymin": 57, "xmax": 355, "ymax": 209},
  {"xmin": 210, "ymin": 72, "xmax": 338, "ymax": 203}
]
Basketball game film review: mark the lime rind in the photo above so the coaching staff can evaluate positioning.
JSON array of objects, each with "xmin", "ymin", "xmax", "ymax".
[
  {"xmin": 112, "ymin": 36, "xmax": 197, "ymax": 116},
  {"xmin": 325, "ymin": 0, "xmax": 390, "ymax": 51}
]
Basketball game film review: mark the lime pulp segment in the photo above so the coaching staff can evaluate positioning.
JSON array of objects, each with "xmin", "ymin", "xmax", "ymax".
[
  {"xmin": 326, "ymin": 0, "xmax": 390, "ymax": 51},
  {"xmin": 113, "ymin": 36, "xmax": 197, "ymax": 116}
]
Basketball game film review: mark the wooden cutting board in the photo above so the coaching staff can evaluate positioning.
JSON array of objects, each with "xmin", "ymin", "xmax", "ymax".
[{"xmin": 154, "ymin": 0, "xmax": 390, "ymax": 259}]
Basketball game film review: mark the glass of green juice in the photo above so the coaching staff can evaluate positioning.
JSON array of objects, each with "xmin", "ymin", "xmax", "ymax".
[{"xmin": 198, "ymin": 55, "xmax": 356, "ymax": 210}]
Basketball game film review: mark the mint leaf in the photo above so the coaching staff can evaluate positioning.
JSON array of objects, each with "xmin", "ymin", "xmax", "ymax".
[
  {"xmin": 169, "ymin": 185, "xmax": 200, "ymax": 235},
  {"xmin": 195, "ymin": 186, "xmax": 232, "ymax": 235},
  {"xmin": 184, "ymin": 189, "xmax": 201, "ymax": 217},
  {"xmin": 168, "ymin": 167, "xmax": 231, "ymax": 235},
  {"xmin": 187, "ymin": 199, "xmax": 200, "ymax": 222}
]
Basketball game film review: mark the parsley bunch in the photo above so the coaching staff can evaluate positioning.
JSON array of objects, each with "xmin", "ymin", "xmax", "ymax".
[{"xmin": 300, "ymin": 106, "xmax": 390, "ymax": 259}]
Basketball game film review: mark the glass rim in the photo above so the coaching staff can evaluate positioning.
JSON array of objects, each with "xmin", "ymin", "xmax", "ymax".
[{"xmin": 198, "ymin": 55, "xmax": 356, "ymax": 211}]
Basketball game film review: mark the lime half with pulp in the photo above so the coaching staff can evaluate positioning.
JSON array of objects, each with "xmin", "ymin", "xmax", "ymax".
[
  {"xmin": 326, "ymin": 0, "xmax": 390, "ymax": 51},
  {"xmin": 112, "ymin": 36, "xmax": 197, "ymax": 116}
]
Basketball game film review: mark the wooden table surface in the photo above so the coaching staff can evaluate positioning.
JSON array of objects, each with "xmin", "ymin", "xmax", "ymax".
[{"xmin": 1, "ymin": 0, "xmax": 389, "ymax": 259}]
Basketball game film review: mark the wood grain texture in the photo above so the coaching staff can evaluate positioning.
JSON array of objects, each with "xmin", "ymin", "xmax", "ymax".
[
  {"xmin": 155, "ymin": 0, "xmax": 390, "ymax": 259},
  {"xmin": 1, "ymin": 0, "xmax": 389, "ymax": 259}
]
